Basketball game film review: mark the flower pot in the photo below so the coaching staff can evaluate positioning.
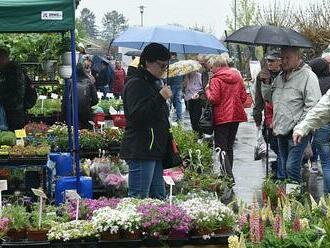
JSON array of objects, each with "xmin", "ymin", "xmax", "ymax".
[
  {"xmin": 7, "ymin": 229, "xmax": 27, "ymax": 241},
  {"xmin": 61, "ymin": 51, "xmax": 80, "ymax": 65},
  {"xmin": 101, "ymin": 231, "xmax": 120, "ymax": 240},
  {"xmin": 168, "ymin": 230, "xmax": 189, "ymax": 239},
  {"xmin": 27, "ymin": 229, "xmax": 48, "ymax": 241},
  {"xmin": 58, "ymin": 65, "xmax": 72, "ymax": 79},
  {"xmin": 214, "ymin": 226, "xmax": 232, "ymax": 235},
  {"xmin": 121, "ymin": 230, "xmax": 142, "ymax": 240}
]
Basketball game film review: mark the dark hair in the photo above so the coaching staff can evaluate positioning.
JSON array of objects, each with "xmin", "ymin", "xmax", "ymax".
[{"xmin": 139, "ymin": 43, "xmax": 170, "ymax": 67}]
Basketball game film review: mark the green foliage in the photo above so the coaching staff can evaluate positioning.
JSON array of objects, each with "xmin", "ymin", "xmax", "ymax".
[
  {"xmin": 79, "ymin": 8, "xmax": 98, "ymax": 38},
  {"xmin": 0, "ymin": 131, "xmax": 16, "ymax": 146},
  {"xmin": 101, "ymin": 10, "xmax": 128, "ymax": 40},
  {"xmin": 3, "ymin": 204, "xmax": 30, "ymax": 231}
]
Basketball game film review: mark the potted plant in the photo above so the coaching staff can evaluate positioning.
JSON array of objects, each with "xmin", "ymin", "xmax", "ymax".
[
  {"xmin": 92, "ymin": 207, "xmax": 122, "ymax": 240},
  {"xmin": 115, "ymin": 203, "xmax": 142, "ymax": 239},
  {"xmin": 3, "ymin": 204, "xmax": 30, "ymax": 241},
  {"xmin": 179, "ymin": 197, "xmax": 235, "ymax": 236},
  {"xmin": 0, "ymin": 217, "xmax": 10, "ymax": 240},
  {"xmin": 27, "ymin": 205, "xmax": 59, "ymax": 241}
]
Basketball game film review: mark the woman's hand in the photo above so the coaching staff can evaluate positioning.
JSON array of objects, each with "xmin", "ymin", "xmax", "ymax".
[
  {"xmin": 159, "ymin": 85, "xmax": 172, "ymax": 100},
  {"xmin": 292, "ymin": 130, "xmax": 304, "ymax": 145}
]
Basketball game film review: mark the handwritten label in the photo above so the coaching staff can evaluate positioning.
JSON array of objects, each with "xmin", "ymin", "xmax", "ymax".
[
  {"xmin": 163, "ymin": 176, "xmax": 175, "ymax": 186},
  {"xmin": 65, "ymin": 190, "xmax": 81, "ymax": 199},
  {"xmin": 51, "ymin": 93, "xmax": 58, "ymax": 99},
  {"xmin": 97, "ymin": 92, "xmax": 103, "ymax": 99},
  {"xmin": 38, "ymin": 95, "xmax": 47, "ymax": 100},
  {"xmin": 15, "ymin": 129, "xmax": 27, "ymax": 139},
  {"xmin": 32, "ymin": 188, "xmax": 47, "ymax": 198},
  {"xmin": 0, "ymin": 180, "xmax": 7, "ymax": 191}
]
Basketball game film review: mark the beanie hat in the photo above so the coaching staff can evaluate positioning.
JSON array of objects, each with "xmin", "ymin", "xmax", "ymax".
[{"xmin": 139, "ymin": 43, "xmax": 170, "ymax": 67}]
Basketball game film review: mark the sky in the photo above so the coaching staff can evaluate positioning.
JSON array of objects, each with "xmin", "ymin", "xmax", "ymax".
[{"xmin": 77, "ymin": 0, "xmax": 317, "ymax": 39}]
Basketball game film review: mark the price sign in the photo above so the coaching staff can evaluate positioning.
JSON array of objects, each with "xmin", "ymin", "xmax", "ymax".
[
  {"xmin": 51, "ymin": 93, "xmax": 58, "ymax": 99},
  {"xmin": 163, "ymin": 176, "xmax": 175, "ymax": 186},
  {"xmin": 106, "ymin": 93, "xmax": 114, "ymax": 98},
  {"xmin": 65, "ymin": 190, "xmax": 81, "ymax": 199},
  {"xmin": 32, "ymin": 188, "xmax": 47, "ymax": 198},
  {"xmin": 97, "ymin": 92, "xmax": 103, "ymax": 99},
  {"xmin": 0, "ymin": 180, "xmax": 7, "ymax": 191},
  {"xmin": 38, "ymin": 95, "xmax": 47, "ymax": 100},
  {"xmin": 15, "ymin": 129, "xmax": 27, "ymax": 139}
]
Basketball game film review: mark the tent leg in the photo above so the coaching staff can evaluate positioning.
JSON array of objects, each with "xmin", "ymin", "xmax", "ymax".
[
  {"xmin": 70, "ymin": 30, "xmax": 81, "ymax": 193},
  {"xmin": 65, "ymin": 79, "xmax": 73, "ymax": 152}
]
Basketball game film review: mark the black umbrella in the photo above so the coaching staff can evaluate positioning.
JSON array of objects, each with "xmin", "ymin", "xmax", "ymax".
[
  {"xmin": 124, "ymin": 50, "xmax": 142, "ymax": 56},
  {"xmin": 225, "ymin": 25, "xmax": 312, "ymax": 48}
]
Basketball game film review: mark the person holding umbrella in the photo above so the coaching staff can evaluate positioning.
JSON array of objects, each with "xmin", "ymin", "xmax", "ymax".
[
  {"xmin": 262, "ymin": 47, "xmax": 321, "ymax": 183},
  {"xmin": 120, "ymin": 43, "xmax": 172, "ymax": 199}
]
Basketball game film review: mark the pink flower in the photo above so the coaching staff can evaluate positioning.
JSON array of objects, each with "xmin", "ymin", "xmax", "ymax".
[
  {"xmin": 105, "ymin": 174, "xmax": 126, "ymax": 186},
  {"xmin": 292, "ymin": 216, "xmax": 301, "ymax": 232},
  {"xmin": 249, "ymin": 202, "xmax": 262, "ymax": 243},
  {"xmin": 274, "ymin": 213, "xmax": 282, "ymax": 238},
  {"xmin": 163, "ymin": 168, "xmax": 184, "ymax": 182},
  {"xmin": 238, "ymin": 213, "xmax": 247, "ymax": 231}
]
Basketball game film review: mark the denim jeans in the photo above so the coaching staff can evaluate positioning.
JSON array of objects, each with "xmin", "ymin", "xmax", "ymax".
[
  {"xmin": 277, "ymin": 133, "xmax": 310, "ymax": 183},
  {"xmin": 170, "ymin": 85, "xmax": 183, "ymax": 121},
  {"xmin": 127, "ymin": 160, "xmax": 165, "ymax": 199},
  {"xmin": 314, "ymin": 123, "xmax": 330, "ymax": 193}
]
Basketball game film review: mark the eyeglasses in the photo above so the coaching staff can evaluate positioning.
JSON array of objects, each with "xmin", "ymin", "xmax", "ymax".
[{"xmin": 155, "ymin": 61, "xmax": 168, "ymax": 70}]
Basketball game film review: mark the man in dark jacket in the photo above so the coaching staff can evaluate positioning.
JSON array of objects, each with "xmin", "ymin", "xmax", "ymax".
[
  {"xmin": 120, "ymin": 43, "xmax": 172, "ymax": 199},
  {"xmin": 0, "ymin": 48, "xmax": 35, "ymax": 130},
  {"xmin": 94, "ymin": 61, "xmax": 114, "ymax": 98}
]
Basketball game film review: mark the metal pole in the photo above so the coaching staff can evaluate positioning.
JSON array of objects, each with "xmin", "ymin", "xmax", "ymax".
[
  {"xmin": 139, "ymin": 5, "xmax": 145, "ymax": 26},
  {"xmin": 70, "ymin": 30, "xmax": 81, "ymax": 193},
  {"xmin": 234, "ymin": 0, "xmax": 237, "ymax": 30}
]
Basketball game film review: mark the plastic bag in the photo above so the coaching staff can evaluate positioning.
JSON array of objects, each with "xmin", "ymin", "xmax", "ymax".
[{"xmin": 254, "ymin": 127, "xmax": 266, "ymax": 160}]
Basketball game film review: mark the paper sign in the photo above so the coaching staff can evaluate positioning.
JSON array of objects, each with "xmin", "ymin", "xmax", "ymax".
[
  {"xmin": 163, "ymin": 176, "xmax": 175, "ymax": 186},
  {"xmin": 97, "ymin": 92, "xmax": 103, "ymax": 99},
  {"xmin": 51, "ymin": 93, "xmax": 58, "ymax": 99},
  {"xmin": 286, "ymin": 183, "xmax": 300, "ymax": 194},
  {"xmin": 38, "ymin": 95, "xmax": 47, "ymax": 100},
  {"xmin": 65, "ymin": 190, "xmax": 81, "ymax": 199},
  {"xmin": 0, "ymin": 180, "xmax": 7, "ymax": 191},
  {"xmin": 98, "ymin": 121, "xmax": 105, "ymax": 125},
  {"xmin": 15, "ymin": 129, "xmax": 27, "ymax": 138},
  {"xmin": 109, "ymin": 107, "xmax": 117, "ymax": 115},
  {"xmin": 249, "ymin": 60, "xmax": 261, "ymax": 82},
  {"xmin": 106, "ymin": 93, "xmax": 114, "ymax": 98},
  {"xmin": 32, "ymin": 188, "xmax": 47, "ymax": 198}
]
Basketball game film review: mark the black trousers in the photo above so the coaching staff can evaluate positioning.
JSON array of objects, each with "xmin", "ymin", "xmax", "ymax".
[
  {"xmin": 214, "ymin": 122, "xmax": 239, "ymax": 179},
  {"xmin": 187, "ymin": 99, "xmax": 203, "ymax": 136}
]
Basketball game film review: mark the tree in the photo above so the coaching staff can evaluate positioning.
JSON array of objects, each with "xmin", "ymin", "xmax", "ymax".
[
  {"xmin": 295, "ymin": 0, "xmax": 330, "ymax": 57},
  {"xmin": 101, "ymin": 11, "xmax": 128, "ymax": 41},
  {"xmin": 79, "ymin": 8, "xmax": 98, "ymax": 38},
  {"xmin": 256, "ymin": 0, "xmax": 296, "ymax": 28}
]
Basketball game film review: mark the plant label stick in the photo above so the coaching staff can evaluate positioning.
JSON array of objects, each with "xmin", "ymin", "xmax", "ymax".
[
  {"xmin": 32, "ymin": 188, "xmax": 47, "ymax": 229},
  {"xmin": 88, "ymin": 121, "xmax": 96, "ymax": 133},
  {"xmin": 97, "ymin": 92, "xmax": 103, "ymax": 99},
  {"xmin": 163, "ymin": 176, "xmax": 175, "ymax": 206},
  {"xmin": 51, "ymin": 93, "xmax": 58, "ymax": 99},
  {"xmin": 39, "ymin": 95, "xmax": 47, "ymax": 114},
  {"xmin": 0, "ymin": 180, "xmax": 7, "ymax": 216}
]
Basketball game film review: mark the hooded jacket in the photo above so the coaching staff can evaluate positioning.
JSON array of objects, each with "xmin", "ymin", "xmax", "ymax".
[
  {"xmin": 205, "ymin": 66, "xmax": 247, "ymax": 125},
  {"xmin": 120, "ymin": 67, "xmax": 170, "ymax": 160},
  {"xmin": 262, "ymin": 64, "xmax": 321, "ymax": 136},
  {"xmin": 309, "ymin": 57, "xmax": 330, "ymax": 95}
]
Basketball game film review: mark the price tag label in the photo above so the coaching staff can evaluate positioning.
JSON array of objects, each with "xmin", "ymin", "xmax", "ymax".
[
  {"xmin": 32, "ymin": 188, "xmax": 47, "ymax": 198},
  {"xmin": 65, "ymin": 190, "xmax": 81, "ymax": 199},
  {"xmin": 88, "ymin": 121, "xmax": 95, "ymax": 126},
  {"xmin": 38, "ymin": 95, "xmax": 47, "ymax": 100},
  {"xmin": 0, "ymin": 180, "xmax": 7, "ymax": 191},
  {"xmin": 106, "ymin": 93, "xmax": 114, "ymax": 98},
  {"xmin": 51, "ymin": 93, "xmax": 58, "ymax": 99},
  {"xmin": 97, "ymin": 92, "xmax": 103, "ymax": 99},
  {"xmin": 15, "ymin": 129, "xmax": 27, "ymax": 138},
  {"xmin": 163, "ymin": 176, "xmax": 175, "ymax": 186}
]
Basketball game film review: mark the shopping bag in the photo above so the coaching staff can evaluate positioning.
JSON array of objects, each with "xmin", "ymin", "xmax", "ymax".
[
  {"xmin": 162, "ymin": 132, "xmax": 183, "ymax": 169},
  {"xmin": 254, "ymin": 126, "xmax": 266, "ymax": 160},
  {"xmin": 199, "ymin": 101, "xmax": 213, "ymax": 135},
  {"xmin": 0, "ymin": 103, "xmax": 8, "ymax": 131}
]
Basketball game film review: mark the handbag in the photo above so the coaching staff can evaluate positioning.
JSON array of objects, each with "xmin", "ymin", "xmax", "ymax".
[
  {"xmin": 162, "ymin": 132, "xmax": 182, "ymax": 169},
  {"xmin": 0, "ymin": 103, "xmax": 8, "ymax": 131},
  {"xmin": 199, "ymin": 101, "xmax": 213, "ymax": 135}
]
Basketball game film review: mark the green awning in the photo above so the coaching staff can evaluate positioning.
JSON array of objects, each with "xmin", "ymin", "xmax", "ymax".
[{"xmin": 0, "ymin": 0, "xmax": 75, "ymax": 33}]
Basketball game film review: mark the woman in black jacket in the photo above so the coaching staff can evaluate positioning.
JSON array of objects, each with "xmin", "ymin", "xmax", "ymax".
[{"xmin": 120, "ymin": 43, "xmax": 172, "ymax": 199}]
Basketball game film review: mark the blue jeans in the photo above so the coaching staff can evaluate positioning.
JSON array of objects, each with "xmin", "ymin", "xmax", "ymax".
[
  {"xmin": 171, "ymin": 85, "xmax": 183, "ymax": 121},
  {"xmin": 277, "ymin": 134, "xmax": 310, "ymax": 183},
  {"xmin": 314, "ymin": 123, "xmax": 330, "ymax": 193},
  {"xmin": 127, "ymin": 160, "xmax": 165, "ymax": 199}
]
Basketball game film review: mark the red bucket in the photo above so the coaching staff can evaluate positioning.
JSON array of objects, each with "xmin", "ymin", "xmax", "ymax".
[{"xmin": 111, "ymin": 114, "xmax": 126, "ymax": 128}]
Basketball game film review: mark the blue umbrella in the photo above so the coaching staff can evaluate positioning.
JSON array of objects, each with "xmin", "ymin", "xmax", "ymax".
[{"xmin": 112, "ymin": 25, "xmax": 227, "ymax": 54}]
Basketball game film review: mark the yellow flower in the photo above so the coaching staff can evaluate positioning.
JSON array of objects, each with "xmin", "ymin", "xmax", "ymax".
[{"xmin": 228, "ymin": 235, "xmax": 239, "ymax": 248}]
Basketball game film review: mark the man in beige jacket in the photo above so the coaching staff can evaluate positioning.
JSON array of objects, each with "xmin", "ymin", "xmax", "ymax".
[{"xmin": 262, "ymin": 47, "xmax": 321, "ymax": 183}]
